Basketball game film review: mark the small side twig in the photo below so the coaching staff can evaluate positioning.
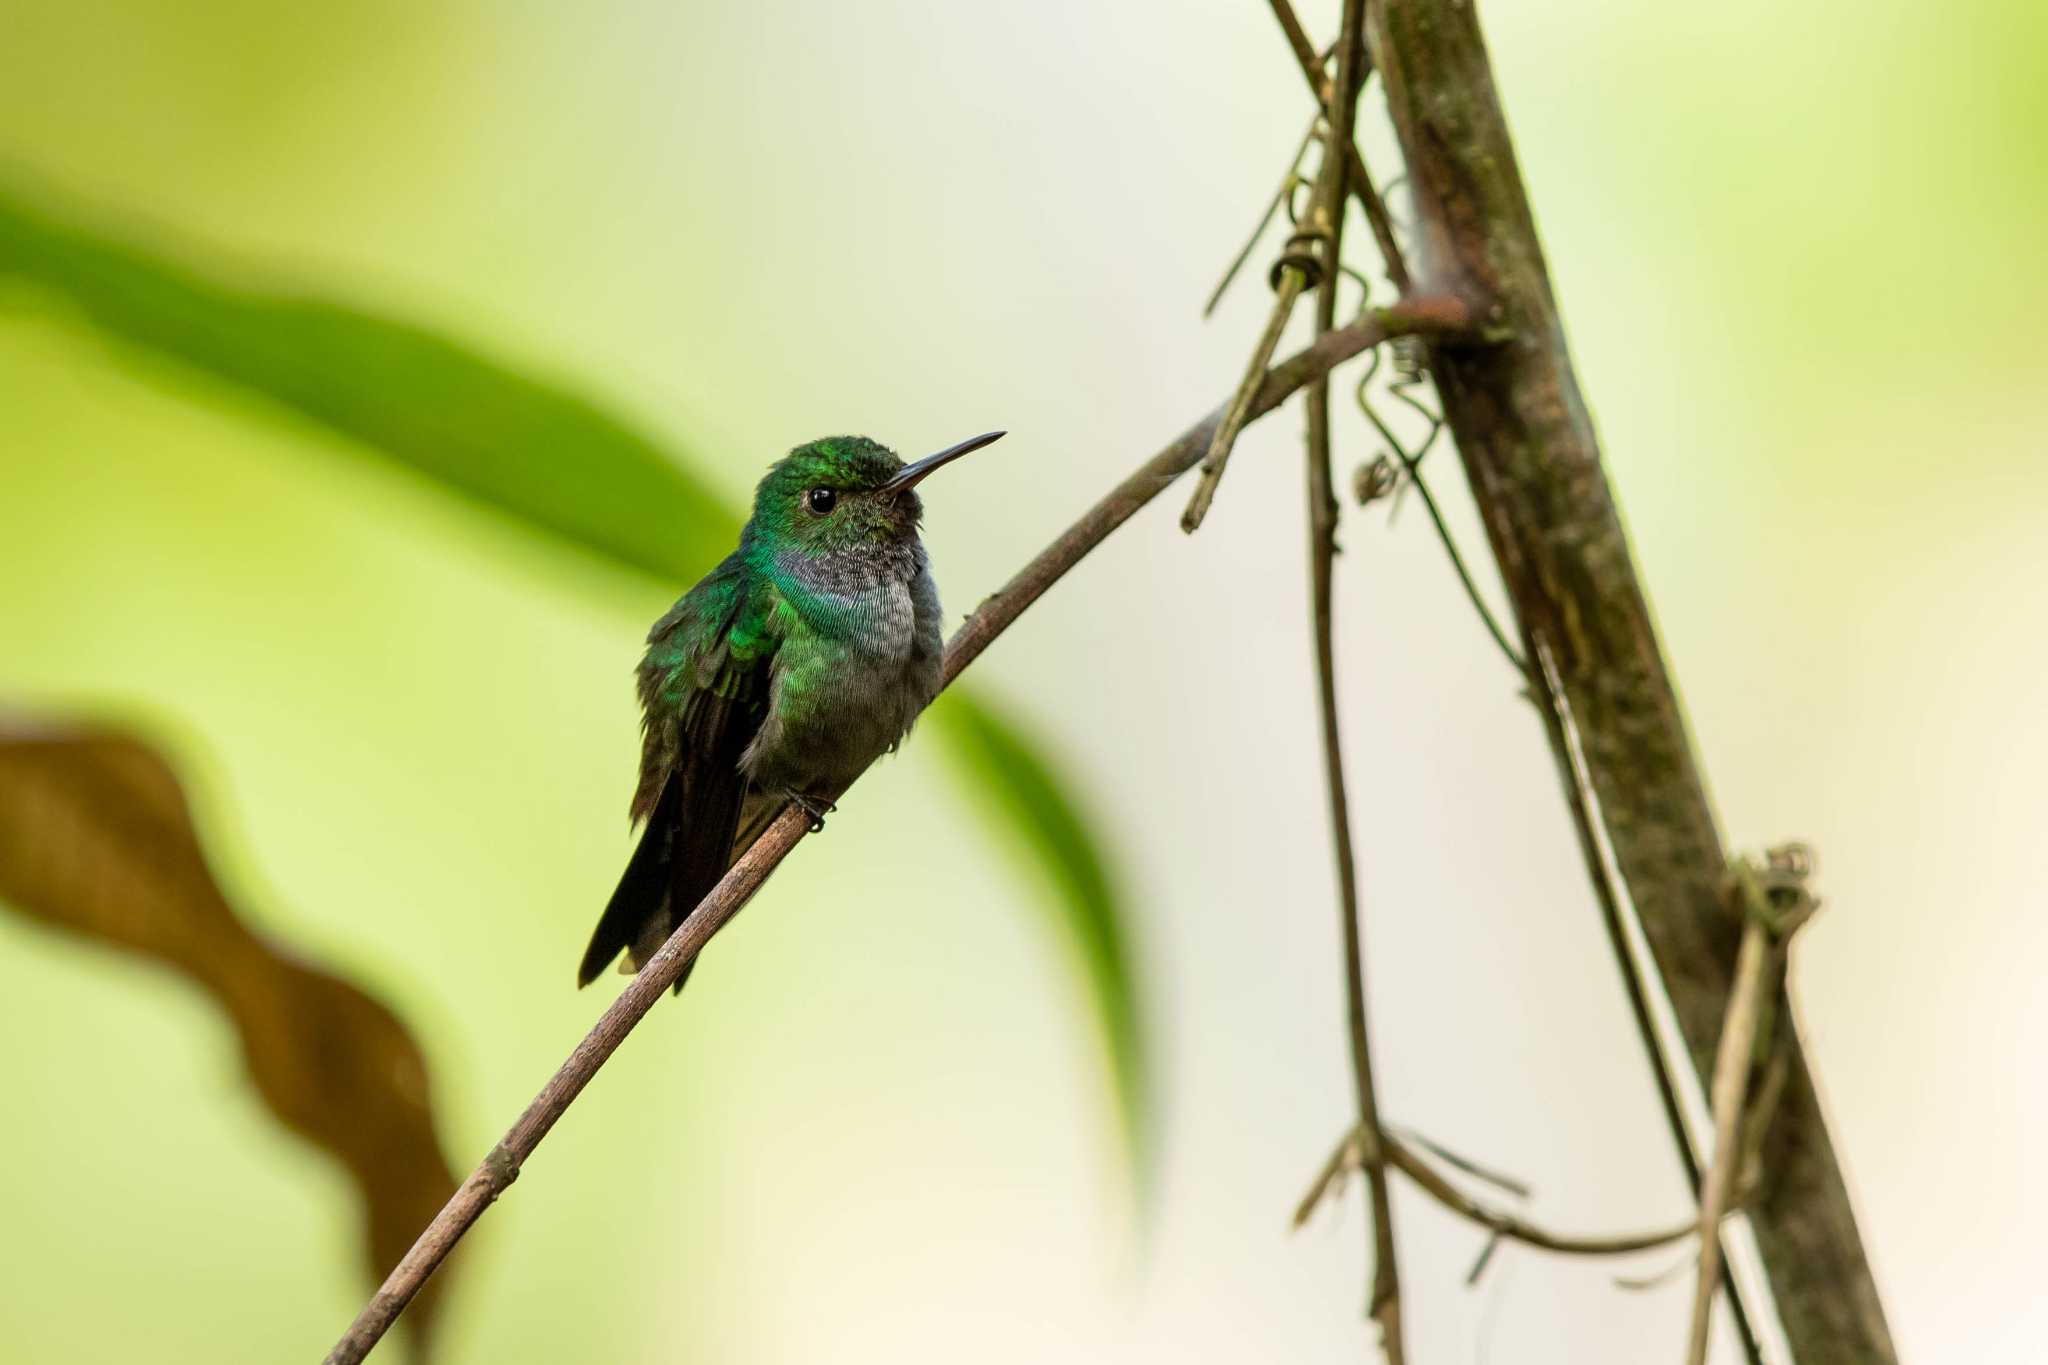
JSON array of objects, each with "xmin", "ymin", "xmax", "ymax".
[
  {"xmin": 322, "ymin": 296, "xmax": 1473, "ymax": 1365},
  {"xmin": 1685, "ymin": 919, "xmax": 1771, "ymax": 1364},
  {"xmin": 1266, "ymin": 0, "xmax": 1411, "ymax": 289},
  {"xmin": 1202, "ymin": 115, "xmax": 1320, "ymax": 320},
  {"xmin": 1295, "ymin": 1124, "xmax": 1367, "ymax": 1229},
  {"xmin": 1264, "ymin": 0, "xmax": 1324, "ymax": 87},
  {"xmin": 1180, "ymin": 252, "xmax": 1318, "ymax": 533},
  {"xmin": 1298, "ymin": 1125, "xmax": 1702, "ymax": 1261},
  {"xmin": 1686, "ymin": 846, "xmax": 1818, "ymax": 1365},
  {"xmin": 1393, "ymin": 1125, "xmax": 1529, "ymax": 1199}
]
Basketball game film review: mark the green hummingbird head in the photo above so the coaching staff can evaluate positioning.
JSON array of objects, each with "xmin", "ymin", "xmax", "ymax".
[{"xmin": 745, "ymin": 431, "xmax": 1004, "ymax": 554}]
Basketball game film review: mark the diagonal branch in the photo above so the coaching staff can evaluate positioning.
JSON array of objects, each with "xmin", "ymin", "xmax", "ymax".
[{"xmin": 320, "ymin": 291, "xmax": 1474, "ymax": 1365}]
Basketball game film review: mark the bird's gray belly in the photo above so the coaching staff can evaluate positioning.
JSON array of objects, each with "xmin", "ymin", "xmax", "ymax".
[{"xmin": 741, "ymin": 576, "xmax": 940, "ymax": 792}]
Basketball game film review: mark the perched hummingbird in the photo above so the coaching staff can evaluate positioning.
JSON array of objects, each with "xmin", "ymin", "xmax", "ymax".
[{"xmin": 578, "ymin": 430, "xmax": 1005, "ymax": 990}]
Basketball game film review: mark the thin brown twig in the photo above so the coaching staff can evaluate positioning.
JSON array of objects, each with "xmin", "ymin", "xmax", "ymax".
[
  {"xmin": 1295, "ymin": 1124, "xmax": 1367, "ymax": 1228},
  {"xmin": 1203, "ymin": 115, "xmax": 1320, "ymax": 320},
  {"xmin": 1180, "ymin": 265, "xmax": 1314, "ymax": 532},
  {"xmin": 1184, "ymin": 0, "xmax": 1421, "ymax": 534},
  {"xmin": 1529, "ymin": 642, "xmax": 1713, "ymax": 1174},
  {"xmin": 1300, "ymin": 0, "xmax": 1405, "ymax": 1356},
  {"xmin": 1298, "ymin": 1125, "xmax": 1701, "ymax": 1260},
  {"xmin": 1265, "ymin": 0, "xmax": 1323, "ymax": 85},
  {"xmin": 1686, "ymin": 852, "xmax": 1815, "ymax": 1365},
  {"xmin": 1685, "ymin": 914, "xmax": 1771, "ymax": 1365},
  {"xmin": 1530, "ymin": 644, "xmax": 1766, "ymax": 1360},
  {"xmin": 1392, "ymin": 1125, "xmax": 1530, "ymax": 1199},
  {"xmin": 1615, "ymin": 1251, "xmax": 1703, "ymax": 1293},
  {"xmin": 1266, "ymin": 0, "xmax": 1411, "ymax": 289},
  {"xmin": 320, "ymin": 292, "xmax": 1474, "ymax": 1365},
  {"xmin": 1623, "ymin": 1065, "xmax": 1777, "ymax": 1295}
]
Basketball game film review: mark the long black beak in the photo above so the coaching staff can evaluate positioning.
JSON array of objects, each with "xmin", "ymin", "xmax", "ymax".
[{"xmin": 881, "ymin": 430, "xmax": 1006, "ymax": 495}]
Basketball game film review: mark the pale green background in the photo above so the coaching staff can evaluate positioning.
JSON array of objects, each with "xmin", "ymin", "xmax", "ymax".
[{"xmin": 1, "ymin": 1, "xmax": 2041, "ymax": 1361}]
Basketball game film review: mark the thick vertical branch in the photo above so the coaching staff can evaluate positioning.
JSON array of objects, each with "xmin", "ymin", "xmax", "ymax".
[
  {"xmin": 1302, "ymin": 0, "xmax": 1405, "ymax": 1359},
  {"xmin": 1366, "ymin": 2, "xmax": 1897, "ymax": 1360}
]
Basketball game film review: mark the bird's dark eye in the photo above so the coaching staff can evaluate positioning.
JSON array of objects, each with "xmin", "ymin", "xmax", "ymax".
[{"xmin": 805, "ymin": 487, "xmax": 838, "ymax": 515}]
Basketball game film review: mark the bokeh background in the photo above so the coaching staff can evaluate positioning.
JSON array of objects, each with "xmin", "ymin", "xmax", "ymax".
[{"xmin": 2, "ymin": 1, "xmax": 2041, "ymax": 1361}]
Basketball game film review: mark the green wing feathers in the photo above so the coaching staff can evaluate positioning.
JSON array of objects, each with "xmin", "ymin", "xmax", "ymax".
[{"xmin": 579, "ymin": 557, "xmax": 779, "ymax": 987}]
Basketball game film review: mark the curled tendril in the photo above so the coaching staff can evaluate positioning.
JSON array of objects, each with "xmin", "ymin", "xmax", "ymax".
[
  {"xmin": 1385, "ymin": 336, "xmax": 1445, "ymax": 515},
  {"xmin": 1354, "ymin": 333, "xmax": 1528, "ymax": 676},
  {"xmin": 1380, "ymin": 172, "xmax": 1412, "ymax": 227},
  {"xmin": 1283, "ymin": 166, "xmax": 1317, "ymax": 227},
  {"xmin": 1337, "ymin": 262, "xmax": 1374, "ymax": 315},
  {"xmin": 1195, "ymin": 79, "xmax": 1520, "ymax": 678}
]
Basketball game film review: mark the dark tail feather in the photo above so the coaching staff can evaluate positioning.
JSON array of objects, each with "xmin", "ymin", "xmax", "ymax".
[
  {"xmin": 644, "ymin": 789, "xmax": 777, "ymax": 994},
  {"xmin": 578, "ymin": 776, "xmax": 682, "ymax": 987},
  {"xmin": 579, "ymin": 719, "xmax": 753, "ymax": 994},
  {"xmin": 643, "ymin": 744, "xmax": 750, "ymax": 996}
]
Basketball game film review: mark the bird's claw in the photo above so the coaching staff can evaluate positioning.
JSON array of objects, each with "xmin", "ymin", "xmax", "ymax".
[{"xmin": 788, "ymin": 791, "xmax": 837, "ymax": 833}]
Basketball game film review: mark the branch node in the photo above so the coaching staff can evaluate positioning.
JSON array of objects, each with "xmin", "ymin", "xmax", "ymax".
[
  {"xmin": 481, "ymin": 1143, "xmax": 523, "ymax": 1190},
  {"xmin": 1307, "ymin": 1123, "xmax": 1710, "ymax": 1265},
  {"xmin": 1732, "ymin": 840, "xmax": 1822, "ymax": 942}
]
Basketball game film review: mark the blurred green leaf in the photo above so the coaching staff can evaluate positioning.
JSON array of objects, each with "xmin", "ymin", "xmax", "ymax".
[
  {"xmin": 0, "ymin": 185, "xmax": 731, "ymax": 585},
  {"xmin": 0, "ymin": 182, "xmax": 1150, "ymax": 1180},
  {"xmin": 931, "ymin": 693, "xmax": 1148, "ymax": 1175},
  {"xmin": 0, "ymin": 720, "xmax": 460, "ymax": 1357}
]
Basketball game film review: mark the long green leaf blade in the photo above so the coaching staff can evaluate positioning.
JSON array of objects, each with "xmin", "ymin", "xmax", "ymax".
[
  {"xmin": 0, "ymin": 185, "xmax": 731, "ymax": 584},
  {"xmin": 931, "ymin": 693, "xmax": 1148, "ymax": 1177}
]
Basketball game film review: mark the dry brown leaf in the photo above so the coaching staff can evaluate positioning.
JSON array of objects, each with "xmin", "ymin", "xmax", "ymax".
[{"xmin": 0, "ymin": 720, "xmax": 459, "ymax": 1357}]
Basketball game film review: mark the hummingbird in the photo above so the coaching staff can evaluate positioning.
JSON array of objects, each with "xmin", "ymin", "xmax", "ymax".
[{"xmin": 577, "ymin": 430, "xmax": 1006, "ymax": 990}]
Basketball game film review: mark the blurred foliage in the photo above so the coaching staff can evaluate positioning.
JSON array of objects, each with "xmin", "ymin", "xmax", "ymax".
[
  {"xmin": 933, "ymin": 694, "xmax": 1147, "ymax": 1172},
  {"xmin": 0, "ymin": 185, "xmax": 732, "ymax": 585},
  {"xmin": 0, "ymin": 721, "xmax": 458, "ymax": 1355},
  {"xmin": 0, "ymin": 181, "xmax": 1147, "ymax": 1177}
]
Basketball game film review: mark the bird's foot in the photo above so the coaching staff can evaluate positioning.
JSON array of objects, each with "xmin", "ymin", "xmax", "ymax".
[{"xmin": 787, "ymin": 790, "xmax": 837, "ymax": 833}]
